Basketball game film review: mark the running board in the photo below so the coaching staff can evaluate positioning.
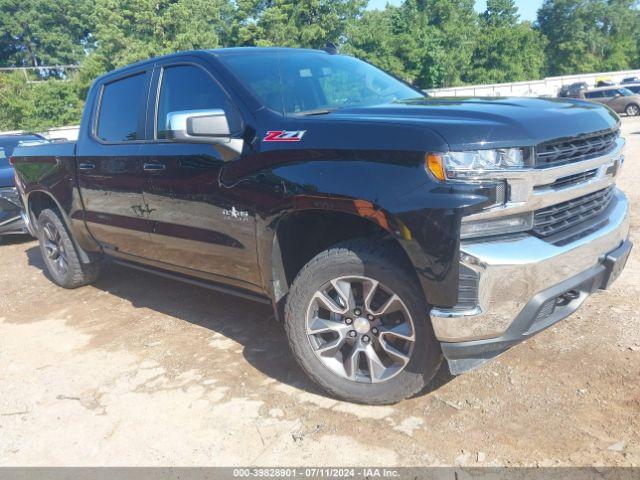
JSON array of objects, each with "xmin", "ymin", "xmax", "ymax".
[{"xmin": 110, "ymin": 259, "xmax": 272, "ymax": 305}]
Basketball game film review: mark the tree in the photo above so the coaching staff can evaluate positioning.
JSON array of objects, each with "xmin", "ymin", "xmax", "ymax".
[
  {"xmin": 0, "ymin": 73, "xmax": 35, "ymax": 130},
  {"xmin": 538, "ymin": 0, "xmax": 640, "ymax": 75},
  {"xmin": 483, "ymin": 0, "xmax": 519, "ymax": 27},
  {"xmin": 85, "ymin": 0, "xmax": 235, "ymax": 75},
  {"xmin": 469, "ymin": 0, "xmax": 546, "ymax": 84},
  {"xmin": 426, "ymin": 0, "xmax": 480, "ymax": 86},
  {"xmin": 0, "ymin": 72, "xmax": 82, "ymax": 131},
  {"xmin": 0, "ymin": 0, "xmax": 93, "ymax": 68},
  {"xmin": 235, "ymin": 0, "xmax": 367, "ymax": 48},
  {"xmin": 344, "ymin": 5, "xmax": 444, "ymax": 88}
]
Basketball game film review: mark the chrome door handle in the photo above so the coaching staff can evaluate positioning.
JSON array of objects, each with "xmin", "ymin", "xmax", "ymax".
[
  {"xmin": 78, "ymin": 163, "xmax": 95, "ymax": 170},
  {"xmin": 143, "ymin": 163, "xmax": 167, "ymax": 172}
]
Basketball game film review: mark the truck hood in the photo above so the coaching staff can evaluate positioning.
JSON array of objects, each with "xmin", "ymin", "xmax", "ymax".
[
  {"xmin": 0, "ymin": 166, "xmax": 15, "ymax": 188},
  {"xmin": 326, "ymin": 97, "xmax": 620, "ymax": 150}
]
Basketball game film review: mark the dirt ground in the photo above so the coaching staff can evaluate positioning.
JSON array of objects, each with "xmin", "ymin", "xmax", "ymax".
[{"xmin": 1, "ymin": 118, "xmax": 639, "ymax": 468}]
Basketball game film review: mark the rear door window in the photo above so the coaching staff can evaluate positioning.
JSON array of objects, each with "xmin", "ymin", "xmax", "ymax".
[{"xmin": 96, "ymin": 73, "xmax": 147, "ymax": 142}]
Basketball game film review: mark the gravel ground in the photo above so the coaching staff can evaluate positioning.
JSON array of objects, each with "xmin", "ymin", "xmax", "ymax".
[{"xmin": 0, "ymin": 117, "xmax": 639, "ymax": 467}]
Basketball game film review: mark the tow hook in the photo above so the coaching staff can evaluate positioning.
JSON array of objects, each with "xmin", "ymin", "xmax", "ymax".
[{"xmin": 556, "ymin": 290, "xmax": 580, "ymax": 307}]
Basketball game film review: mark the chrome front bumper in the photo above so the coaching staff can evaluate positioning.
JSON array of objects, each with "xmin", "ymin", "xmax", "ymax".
[{"xmin": 431, "ymin": 188, "xmax": 630, "ymax": 343}]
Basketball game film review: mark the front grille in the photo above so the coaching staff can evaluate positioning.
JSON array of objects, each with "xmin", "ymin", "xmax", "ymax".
[
  {"xmin": 536, "ymin": 130, "xmax": 619, "ymax": 168},
  {"xmin": 533, "ymin": 187, "xmax": 615, "ymax": 238},
  {"xmin": 0, "ymin": 187, "xmax": 20, "ymax": 208},
  {"xmin": 535, "ymin": 169, "xmax": 598, "ymax": 191},
  {"xmin": 535, "ymin": 298, "xmax": 557, "ymax": 322}
]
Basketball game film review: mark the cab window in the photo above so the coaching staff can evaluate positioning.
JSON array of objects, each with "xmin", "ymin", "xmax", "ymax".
[
  {"xmin": 96, "ymin": 73, "xmax": 147, "ymax": 142},
  {"xmin": 156, "ymin": 65, "xmax": 237, "ymax": 139}
]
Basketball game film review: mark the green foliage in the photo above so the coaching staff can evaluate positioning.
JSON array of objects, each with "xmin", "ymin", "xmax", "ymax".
[
  {"xmin": 343, "ymin": 5, "xmax": 444, "ymax": 88},
  {"xmin": 483, "ymin": 0, "xmax": 520, "ymax": 26},
  {"xmin": 236, "ymin": 0, "xmax": 367, "ymax": 48},
  {"xmin": 418, "ymin": 0, "xmax": 480, "ymax": 87},
  {"xmin": 0, "ymin": 72, "xmax": 82, "ymax": 131},
  {"xmin": 87, "ymin": 0, "xmax": 235, "ymax": 73},
  {"xmin": 468, "ymin": 0, "xmax": 546, "ymax": 84},
  {"xmin": 0, "ymin": 0, "xmax": 93, "ymax": 68},
  {"xmin": 538, "ymin": 0, "xmax": 640, "ymax": 75},
  {"xmin": 1, "ymin": 0, "xmax": 640, "ymax": 132}
]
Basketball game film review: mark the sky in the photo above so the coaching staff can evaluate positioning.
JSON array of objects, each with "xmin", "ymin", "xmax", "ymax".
[{"xmin": 366, "ymin": 0, "xmax": 544, "ymax": 22}]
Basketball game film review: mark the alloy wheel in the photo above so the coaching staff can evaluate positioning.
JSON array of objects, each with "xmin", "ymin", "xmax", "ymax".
[
  {"xmin": 627, "ymin": 104, "xmax": 640, "ymax": 116},
  {"xmin": 305, "ymin": 276, "xmax": 415, "ymax": 384},
  {"xmin": 42, "ymin": 221, "xmax": 69, "ymax": 277}
]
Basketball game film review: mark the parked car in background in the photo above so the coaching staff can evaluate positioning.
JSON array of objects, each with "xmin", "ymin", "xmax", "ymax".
[
  {"xmin": 0, "ymin": 134, "xmax": 48, "ymax": 241},
  {"xmin": 596, "ymin": 78, "xmax": 615, "ymax": 87},
  {"xmin": 558, "ymin": 82, "xmax": 588, "ymax": 98},
  {"xmin": 621, "ymin": 76, "xmax": 640, "ymax": 85},
  {"xmin": 582, "ymin": 87, "xmax": 640, "ymax": 116},
  {"xmin": 624, "ymin": 83, "xmax": 640, "ymax": 95}
]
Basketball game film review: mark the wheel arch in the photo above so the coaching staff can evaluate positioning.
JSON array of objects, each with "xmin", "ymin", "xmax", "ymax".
[
  {"xmin": 267, "ymin": 205, "xmax": 425, "ymax": 318},
  {"xmin": 26, "ymin": 190, "xmax": 67, "ymax": 230},
  {"xmin": 26, "ymin": 190, "xmax": 95, "ymax": 264}
]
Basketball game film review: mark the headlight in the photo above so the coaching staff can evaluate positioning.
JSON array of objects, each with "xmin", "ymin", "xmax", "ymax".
[{"xmin": 426, "ymin": 148, "xmax": 527, "ymax": 180}]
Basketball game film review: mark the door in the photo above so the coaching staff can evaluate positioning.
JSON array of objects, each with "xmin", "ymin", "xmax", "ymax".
[
  {"xmin": 600, "ymin": 89, "xmax": 622, "ymax": 112},
  {"xmin": 610, "ymin": 89, "xmax": 630, "ymax": 113},
  {"xmin": 76, "ymin": 69, "xmax": 155, "ymax": 258},
  {"xmin": 137, "ymin": 61, "xmax": 261, "ymax": 286}
]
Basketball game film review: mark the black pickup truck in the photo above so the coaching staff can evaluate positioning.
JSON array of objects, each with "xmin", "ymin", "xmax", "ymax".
[{"xmin": 13, "ymin": 48, "xmax": 632, "ymax": 404}]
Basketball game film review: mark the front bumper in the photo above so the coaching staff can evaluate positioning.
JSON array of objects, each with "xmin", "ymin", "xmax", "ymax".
[
  {"xmin": 431, "ymin": 188, "xmax": 631, "ymax": 374},
  {"xmin": 0, "ymin": 187, "xmax": 27, "ymax": 236}
]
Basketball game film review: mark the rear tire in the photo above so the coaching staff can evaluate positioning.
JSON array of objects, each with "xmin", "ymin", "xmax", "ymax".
[
  {"xmin": 626, "ymin": 104, "xmax": 640, "ymax": 116},
  {"xmin": 284, "ymin": 238, "xmax": 442, "ymax": 404},
  {"xmin": 37, "ymin": 209, "xmax": 101, "ymax": 288}
]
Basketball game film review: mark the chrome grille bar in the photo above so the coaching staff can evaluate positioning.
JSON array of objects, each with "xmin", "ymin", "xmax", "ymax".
[
  {"xmin": 533, "ymin": 187, "xmax": 615, "ymax": 238},
  {"xmin": 536, "ymin": 130, "xmax": 620, "ymax": 168}
]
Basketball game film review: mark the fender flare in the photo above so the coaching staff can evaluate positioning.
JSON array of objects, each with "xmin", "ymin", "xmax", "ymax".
[
  {"xmin": 24, "ymin": 189, "xmax": 97, "ymax": 265},
  {"xmin": 266, "ymin": 199, "xmax": 421, "ymax": 304}
]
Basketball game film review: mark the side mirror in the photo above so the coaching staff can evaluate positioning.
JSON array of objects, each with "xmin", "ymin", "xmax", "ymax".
[{"xmin": 165, "ymin": 109, "xmax": 230, "ymax": 143}]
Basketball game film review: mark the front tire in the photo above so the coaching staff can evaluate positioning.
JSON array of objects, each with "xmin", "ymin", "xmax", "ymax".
[
  {"xmin": 284, "ymin": 238, "xmax": 442, "ymax": 404},
  {"xmin": 37, "ymin": 209, "xmax": 101, "ymax": 288},
  {"xmin": 626, "ymin": 104, "xmax": 640, "ymax": 116}
]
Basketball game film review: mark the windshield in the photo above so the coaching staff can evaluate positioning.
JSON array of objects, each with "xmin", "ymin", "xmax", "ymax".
[
  {"xmin": 619, "ymin": 88, "xmax": 634, "ymax": 97},
  {"xmin": 220, "ymin": 52, "xmax": 423, "ymax": 115}
]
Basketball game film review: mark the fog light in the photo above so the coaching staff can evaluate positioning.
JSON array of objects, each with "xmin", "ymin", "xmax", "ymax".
[{"xmin": 461, "ymin": 213, "xmax": 533, "ymax": 240}]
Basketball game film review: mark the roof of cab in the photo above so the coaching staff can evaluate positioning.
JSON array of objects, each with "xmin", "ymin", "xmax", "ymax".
[
  {"xmin": 207, "ymin": 47, "xmax": 327, "ymax": 56},
  {"xmin": 96, "ymin": 47, "xmax": 329, "ymax": 81}
]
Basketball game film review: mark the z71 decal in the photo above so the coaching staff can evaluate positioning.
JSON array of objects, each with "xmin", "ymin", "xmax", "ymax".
[{"xmin": 263, "ymin": 130, "xmax": 307, "ymax": 142}]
